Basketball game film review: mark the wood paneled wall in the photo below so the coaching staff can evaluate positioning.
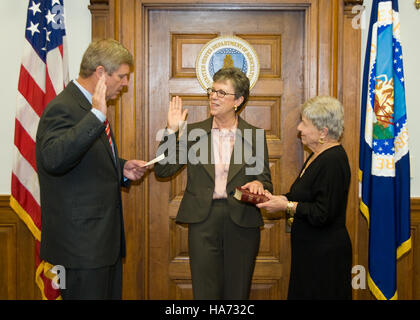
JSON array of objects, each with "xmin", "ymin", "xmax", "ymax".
[{"xmin": 0, "ymin": 196, "xmax": 40, "ymax": 300}]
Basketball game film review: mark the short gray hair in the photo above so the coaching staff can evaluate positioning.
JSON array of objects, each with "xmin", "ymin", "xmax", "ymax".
[{"xmin": 301, "ymin": 96, "xmax": 344, "ymax": 140}]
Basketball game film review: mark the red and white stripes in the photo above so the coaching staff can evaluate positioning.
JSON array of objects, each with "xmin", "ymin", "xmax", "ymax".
[{"xmin": 11, "ymin": 37, "xmax": 68, "ymax": 240}]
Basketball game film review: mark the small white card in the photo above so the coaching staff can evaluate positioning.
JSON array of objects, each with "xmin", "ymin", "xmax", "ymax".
[{"xmin": 143, "ymin": 153, "xmax": 165, "ymax": 167}]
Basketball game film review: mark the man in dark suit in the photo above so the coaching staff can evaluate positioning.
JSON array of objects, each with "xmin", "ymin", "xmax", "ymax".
[{"xmin": 35, "ymin": 39, "xmax": 148, "ymax": 300}]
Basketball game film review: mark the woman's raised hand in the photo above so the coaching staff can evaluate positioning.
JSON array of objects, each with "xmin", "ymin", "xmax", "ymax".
[{"xmin": 167, "ymin": 96, "xmax": 188, "ymax": 132}]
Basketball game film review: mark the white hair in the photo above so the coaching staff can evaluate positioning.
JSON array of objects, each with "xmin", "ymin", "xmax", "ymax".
[{"xmin": 301, "ymin": 96, "xmax": 344, "ymax": 140}]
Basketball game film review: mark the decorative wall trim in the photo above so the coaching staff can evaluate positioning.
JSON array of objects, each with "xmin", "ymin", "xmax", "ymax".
[
  {"xmin": 344, "ymin": 0, "xmax": 363, "ymax": 5},
  {"xmin": 0, "ymin": 195, "xmax": 10, "ymax": 207},
  {"xmin": 90, "ymin": 0, "xmax": 364, "ymax": 6},
  {"xmin": 90, "ymin": 0, "xmax": 109, "ymax": 5}
]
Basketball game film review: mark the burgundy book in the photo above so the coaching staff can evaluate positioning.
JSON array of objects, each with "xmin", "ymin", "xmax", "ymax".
[{"xmin": 233, "ymin": 187, "xmax": 269, "ymax": 204}]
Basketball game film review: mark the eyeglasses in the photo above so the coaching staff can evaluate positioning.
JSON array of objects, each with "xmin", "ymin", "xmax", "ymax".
[{"xmin": 206, "ymin": 87, "xmax": 236, "ymax": 98}]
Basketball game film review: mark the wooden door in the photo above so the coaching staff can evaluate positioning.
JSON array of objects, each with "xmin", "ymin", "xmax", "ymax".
[{"xmin": 148, "ymin": 8, "xmax": 305, "ymax": 299}]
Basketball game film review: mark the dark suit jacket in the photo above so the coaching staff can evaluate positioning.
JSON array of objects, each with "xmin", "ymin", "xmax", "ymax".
[
  {"xmin": 36, "ymin": 81, "xmax": 128, "ymax": 269},
  {"xmin": 154, "ymin": 116, "xmax": 273, "ymax": 228}
]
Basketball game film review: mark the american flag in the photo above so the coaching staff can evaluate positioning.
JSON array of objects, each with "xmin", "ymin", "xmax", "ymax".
[{"xmin": 11, "ymin": 0, "xmax": 68, "ymax": 300}]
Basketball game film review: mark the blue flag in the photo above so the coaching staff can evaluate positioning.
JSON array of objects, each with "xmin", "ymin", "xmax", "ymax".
[{"xmin": 359, "ymin": 0, "xmax": 411, "ymax": 300}]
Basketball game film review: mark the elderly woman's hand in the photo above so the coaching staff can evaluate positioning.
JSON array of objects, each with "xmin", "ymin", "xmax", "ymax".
[
  {"xmin": 256, "ymin": 191, "xmax": 288, "ymax": 213},
  {"xmin": 241, "ymin": 180, "xmax": 265, "ymax": 195},
  {"xmin": 167, "ymin": 96, "xmax": 188, "ymax": 132}
]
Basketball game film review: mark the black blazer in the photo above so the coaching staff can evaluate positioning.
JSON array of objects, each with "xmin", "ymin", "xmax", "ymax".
[
  {"xmin": 36, "ymin": 81, "xmax": 128, "ymax": 269},
  {"xmin": 155, "ymin": 116, "xmax": 273, "ymax": 228}
]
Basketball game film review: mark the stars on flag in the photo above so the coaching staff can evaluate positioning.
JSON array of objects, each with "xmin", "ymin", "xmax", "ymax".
[
  {"xmin": 25, "ymin": 0, "xmax": 66, "ymax": 62},
  {"xmin": 27, "ymin": 21, "xmax": 40, "ymax": 36},
  {"xmin": 393, "ymin": 37, "xmax": 405, "ymax": 84},
  {"xmin": 373, "ymin": 138, "xmax": 394, "ymax": 156},
  {"xmin": 28, "ymin": 1, "xmax": 41, "ymax": 16},
  {"xmin": 45, "ymin": 10, "xmax": 56, "ymax": 25}
]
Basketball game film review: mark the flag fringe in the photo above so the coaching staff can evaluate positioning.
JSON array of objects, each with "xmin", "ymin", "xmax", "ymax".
[
  {"xmin": 10, "ymin": 195, "xmax": 41, "ymax": 241},
  {"xmin": 358, "ymin": 169, "xmax": 370, "ymax": 227},
  {"xmin": 368, "ymin": 273, "xmax": 398, "ymax": 300},
  {"xmin": 35, "ymin": 261, "xmax": 62, "ymax": 300}
]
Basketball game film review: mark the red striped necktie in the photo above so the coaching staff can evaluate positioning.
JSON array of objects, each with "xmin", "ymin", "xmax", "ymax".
[{"xmin": 104, "ymin": 119, "xmax": 114, "ymax": 151}]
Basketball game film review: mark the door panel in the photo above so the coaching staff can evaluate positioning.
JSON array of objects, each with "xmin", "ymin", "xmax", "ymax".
[{"xmin": 148, "ymin": 8, "xmax": 305, "ymax": 299}]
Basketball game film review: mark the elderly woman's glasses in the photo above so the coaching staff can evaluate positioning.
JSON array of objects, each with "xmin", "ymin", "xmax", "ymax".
[{"xmin": 206, "ymin": 88, "xmax": 235, "ymax": 98}]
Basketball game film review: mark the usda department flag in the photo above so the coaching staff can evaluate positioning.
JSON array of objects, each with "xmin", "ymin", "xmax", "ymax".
[{"xmin": 359, "ymin": 0, "xmax": 411, "ymax": 300}]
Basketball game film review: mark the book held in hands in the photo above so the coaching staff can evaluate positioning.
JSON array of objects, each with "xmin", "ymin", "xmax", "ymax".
[{"xmin": 233, "ymin": 187, "xmax": 269, "ymax": 205}]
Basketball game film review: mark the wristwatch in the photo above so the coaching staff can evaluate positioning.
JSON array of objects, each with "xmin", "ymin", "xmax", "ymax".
[
  {"xmin": 286, "ymin": 201, "xmax": 295, "ymax": 216},
  {"xmin": 286, "ymin": 201, "xmax": 295, "ymax": 228}
]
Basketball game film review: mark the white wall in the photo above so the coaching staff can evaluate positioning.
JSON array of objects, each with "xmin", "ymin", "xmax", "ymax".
[
  {"xmin": 400, "ymin": 2, "xmax": 420, "ymax": 195},
  {"xmin": 0, "ymin": 1, "xmax": 419, "ymax": 195},
  {"xmin": 0, "ymin": 0, "xmax": 91, "ymax": 194}
]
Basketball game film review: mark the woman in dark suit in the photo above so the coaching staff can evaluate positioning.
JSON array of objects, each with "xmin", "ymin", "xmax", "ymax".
[
  {"xmin": 155, "ymin": 68, "xmax": 272, "ymax": 300},
  {"xmin": 258, "ymin": 96, "xmax": 352, "ymax": 300}
]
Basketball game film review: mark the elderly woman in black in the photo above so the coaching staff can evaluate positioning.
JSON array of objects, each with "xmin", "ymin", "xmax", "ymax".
[
  {"xmin": 258, "ymin": 96, "xmax": 352, "ymax": 300},
  {"xmin": 155, "ymin": 67, "xmax": 272, "ymax": 299}
]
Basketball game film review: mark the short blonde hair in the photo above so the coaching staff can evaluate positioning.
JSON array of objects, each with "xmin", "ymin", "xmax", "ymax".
[
  {"xmin": 79, "ymin": 39, "xmax": 133, "ymax": 78},
  {"xmin": 301, "ymin": 96, "xmax": 344, "ymax": 140}
]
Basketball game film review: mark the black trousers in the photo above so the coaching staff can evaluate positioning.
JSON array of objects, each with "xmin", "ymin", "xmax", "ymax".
[
  {"xmin": 60, "ymin": 257, "xmax": 122, "ymax": 300},
  {"xmin": 188, "ymin": 199, "xmax": 260, "ymax": 300}
]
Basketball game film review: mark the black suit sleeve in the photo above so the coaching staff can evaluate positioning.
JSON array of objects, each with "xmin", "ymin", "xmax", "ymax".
[
  {"xmin": 154, "ymin": 128, "xmax": 187, "ymax": 178},
  {"xmin": 119, "ymin": 158, "xmax": 132, "ymax": 188},
  {"xmin": 36, "ymin": 102, "xmax": 105, "ymax": 175}
]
